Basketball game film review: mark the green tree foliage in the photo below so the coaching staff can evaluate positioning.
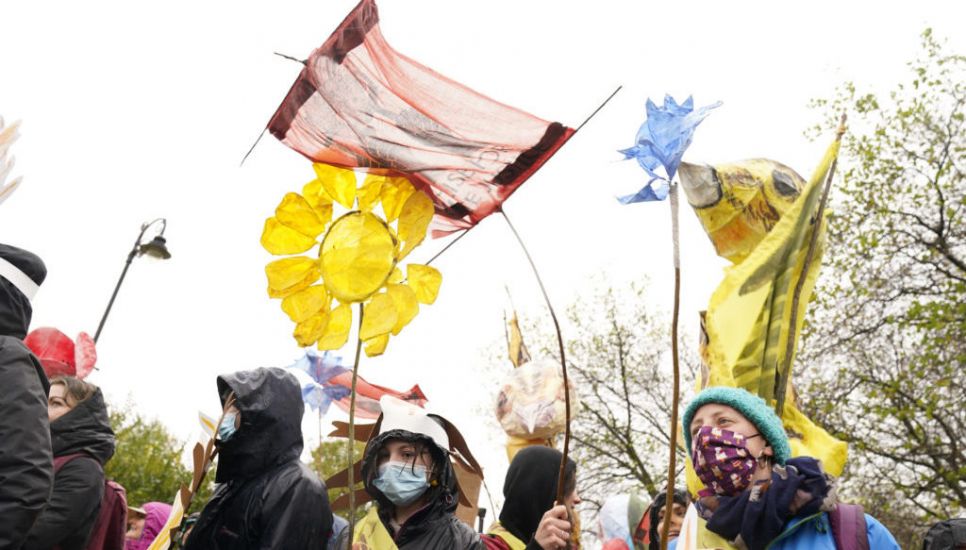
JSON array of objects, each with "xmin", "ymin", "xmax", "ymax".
[
  {"xmin": 801, "ymin": 28, "xmax": 964, "ymax": 547},
  {"xmin": 105, "ymin": 405, "xmax": 213, "ymax": 512},
  {"xmin": 521, "ymin": 283, "xmax": 698, "ymax": 508},
  {"xmin": 310, "ymin": 438, "xmax": 368, "ymax": 522}
]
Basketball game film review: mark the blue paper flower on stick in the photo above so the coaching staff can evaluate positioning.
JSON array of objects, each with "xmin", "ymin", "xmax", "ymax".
[
  {"xmin": 618, "ymin": 95, "xmax": 721, "ymax": 203},
  {"xmin": 288, "ymin": 350, "xmax": 351, "ymax": 412}
]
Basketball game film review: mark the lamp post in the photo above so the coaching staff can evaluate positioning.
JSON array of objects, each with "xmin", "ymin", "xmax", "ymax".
[{"xmin": 93, "ymin": 218, "xmax": 171, "ymax": 343}]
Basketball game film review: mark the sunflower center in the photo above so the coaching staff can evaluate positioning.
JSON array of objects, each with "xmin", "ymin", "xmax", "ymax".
[{"xmin": 319, "ymin": 211, "xmax": 398, "ymax": 303}]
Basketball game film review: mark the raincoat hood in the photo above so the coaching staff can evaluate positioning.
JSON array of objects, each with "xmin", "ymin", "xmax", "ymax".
[
  {"xmin": 50, "ymin": 386, "xmax": 115, "ymax": 464},
  {"xmin": 0, "ymin": 243, "xmax": 46, "ymax": 339},
  {"xmin": 126, "ymin": 502, "xmax": 173, "ymax": 550},
  {"xmin": 215, "ymin": 367, "xmax": 304, "ymax": 482},
  {"xmin": 499, "ymin": 446, "xmax": 576, "ymax": 544}
]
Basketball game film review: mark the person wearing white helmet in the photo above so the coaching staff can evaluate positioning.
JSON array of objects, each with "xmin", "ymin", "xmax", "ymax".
[{"xmin": 354, "ymin": 396, "xmax": 483, "ymax": 549}]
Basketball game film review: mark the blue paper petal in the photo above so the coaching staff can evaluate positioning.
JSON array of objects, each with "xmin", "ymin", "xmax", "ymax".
[
  {"xmin": 619, "ymin": 95, "xmax": 720, "ymax": 203},
  {"xmin": 301, "ymin": 383, "xmax": 334, "ymax": 413},
  {"xmin": 618, "ymin": 179, "xmax": 670, "ymax": 204},
  {"xmin": 287, "ymin": 349, "xmax": 348, "ymax": 384},
  {"xmin": 322, "ymin": 384, "xmax": 352, "ymax": 401}
]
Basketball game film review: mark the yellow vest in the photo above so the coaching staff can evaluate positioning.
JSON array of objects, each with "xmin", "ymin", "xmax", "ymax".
[
  {"xmin": 487, "ymin": 522, "xmax": 527, "ymax": 550},
  {"xmin": 353, "ymin": 507, "xmax": 398, "ymax": 550},
  {"xmin": 696, "ymin": 516, "xmax": 736, "ymax": 550}
]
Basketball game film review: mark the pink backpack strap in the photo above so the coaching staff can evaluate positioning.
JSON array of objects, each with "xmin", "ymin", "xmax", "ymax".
[{"xmin": 828, "ymin": 504, "xmax": 869, "ymax": 550}]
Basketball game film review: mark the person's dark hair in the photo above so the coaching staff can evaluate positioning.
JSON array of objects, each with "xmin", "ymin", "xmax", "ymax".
[
  {"xmin": 647, "ymin": 489, "xmax": 691, "ymax": 550},
  {"xmin": 50, "ymin": 376, "xmax": 97, "ymax": 407},
  {"xmin": 374, "ymin": 438, "xmax": 446, "ymax": 487}
]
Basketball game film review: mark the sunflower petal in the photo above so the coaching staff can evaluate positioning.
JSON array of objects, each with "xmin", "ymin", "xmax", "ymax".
[
  {"xmin": 293, "ymin": 311, "xmax": 329, "ymax": 347},
  {"xmin": 397, "ymin": 190, "xmax": 434, "ymax": 258},
  {"xmin": 317, "ymin": 303, "xmax": 352, "ymax": 350},
  {"xmin": 266, "ymin": 257, "xmax": 321, "ymax": 298},
  {"xmin": 358, "ymin": 173, "xmax": 385, "ymax": 212},
  {"xmin": 281, "ymin": 285, "xmax": 329, "ymax": 323},
  {"xmin": 363, "ymin": 334, "xmax": 390, "ymax": 357},
  {"xmin": 313, "ymin": 163, "xmax": 357, "ymax": 209},
  {"xmin": 407, "ymin": 264, "xmax": 442, "ymax": 304},
  {"xmin": 379, "ymin": 176, "xmax": 415, "ymax": 222},
  {"xmin": 386, "ymin": 284, "xmax": 419, "ymax": 335},
  {"xmin": 276, "ymin": 192, "xmax": 327, "ymax": 237},
  {"xmin": 261, "ymin": 218, "xmax": 317, "ymax": 255},
  {"xmin": 360, "ymin": 293, "xmax": 398, "ymax": 340},
  {"xmin": 303, "ymin": 179, "xmax": 334, "ymax": 209}
]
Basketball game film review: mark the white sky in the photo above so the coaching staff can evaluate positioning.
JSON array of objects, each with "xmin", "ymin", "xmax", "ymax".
[{"xmin": 2, "ymin": 0, "xmax": 963, "ymax": 527}]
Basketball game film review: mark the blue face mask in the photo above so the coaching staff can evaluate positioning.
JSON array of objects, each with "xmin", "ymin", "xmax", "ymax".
[
  {"xmin": 373, "ymin": 461, "xmax": 430, "ymax": 507},
  {"xmin": 218, "ymin": 412, "xmax": 238, "ymax": 441}
]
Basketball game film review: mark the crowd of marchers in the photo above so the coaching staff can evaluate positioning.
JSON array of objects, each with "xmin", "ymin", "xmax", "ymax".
[{"xmin": 2, "ymin": 243, "xmax": 962, "ymax": 550}]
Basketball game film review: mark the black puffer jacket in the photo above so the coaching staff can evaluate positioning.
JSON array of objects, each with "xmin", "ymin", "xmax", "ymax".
[
  {"xmin": 184, "ymin": 367, "xmax": 331, "ymax": 550},
  {"xmin": 23, "ymin": 387, "xmax": 116, "ymax": 550},
  {"xmin": 0, "ymin": 243, "xmax": 53, "ymax": 550},
  {"xmin": 361, "ymin": 429, "xmax": 483, "ymax": 549}
]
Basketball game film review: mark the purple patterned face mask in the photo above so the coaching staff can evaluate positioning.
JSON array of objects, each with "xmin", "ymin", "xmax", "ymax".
[{"xmin": 691, "ymin": 425, "xmax": 763, "ymax": 497}]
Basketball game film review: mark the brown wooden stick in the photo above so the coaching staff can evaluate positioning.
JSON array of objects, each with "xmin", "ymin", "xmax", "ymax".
[
  {"xmin": 498, "ymin": 210, "xmax": 572, "ymax": 508},
  {"xmin": 774, "ymin": 114, "xmax": 847, "ymax": 415},
  {"xmin": 661, "ymin": 185, "xmax": 682, "ymax": 550},
  {"xmin": 347, "ymin": 303, "xmax": 365, "ymax": 539}
]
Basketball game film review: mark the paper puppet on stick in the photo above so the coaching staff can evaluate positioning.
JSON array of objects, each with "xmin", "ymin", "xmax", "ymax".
[
  {"xmin": 286, "ymin": 349, "xmax": 427, "ymax": 419},
  {"xmin": 618, "ymin": 95, "xmax": 720, "ymax": 526},
  {"xmin": 261, "ymin": 164, "xmax": 442, "ymax": 357},
  {"xmin": 679, "ymin": 130, "xmax": 848, "ymax": 494},
  {"xmin": 266, "ymin": 0, "xmax": 575, "ymax": 235},
  {"xmin": 618, "ymin": 95, "xmax": 720, "ymax": 203}
]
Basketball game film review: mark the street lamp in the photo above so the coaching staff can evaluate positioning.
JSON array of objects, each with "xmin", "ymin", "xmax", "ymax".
[{"xmin": 93, "ymin": 218, "xmax": 171, "ymax": 343}]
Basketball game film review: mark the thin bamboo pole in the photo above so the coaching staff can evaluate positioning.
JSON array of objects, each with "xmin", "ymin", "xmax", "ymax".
[
  {"xmin": 498, "ymin": 211, "xmax": 572, "ymax": 509},
  {"xmin": 774, "ymin": 115, "xmax": 847, "ymax": 415},
  {"xmin": 346, "ymin": 303, "xmax": 365, "ymax": 539},
  {"xmin": 660, "ymin": 184, "xmax": 683, "ymax": 550}
]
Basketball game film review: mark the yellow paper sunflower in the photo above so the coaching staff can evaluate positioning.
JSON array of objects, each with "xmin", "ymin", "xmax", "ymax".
[{"xmin": 261, "ymin": 163, "xmax": 442, "ymax": 357}]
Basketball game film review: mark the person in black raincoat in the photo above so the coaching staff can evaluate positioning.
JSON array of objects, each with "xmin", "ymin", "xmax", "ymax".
[
  {"xmin": 0, "ymin": 243, "xmax": 52, "ymax": 549},
  {"xmin": 356, "ymin": 396, "xmax": 482, "ymax": 550},
  {"xmin": 183, "ymin": 367, "xmax": 331, "ymax": 550},
  {"xmin": 482, "ymin": 446, "xmax": 579, "ymax": 550},
  {"xmin": 23, "ymin": 376, "xmax": 116, "ymax": 550}
]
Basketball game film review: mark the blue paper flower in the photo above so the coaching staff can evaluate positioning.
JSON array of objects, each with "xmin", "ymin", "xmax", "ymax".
[
  {"xmin": 288, "ymin": 350, "xmax": 351, "ymax": 412},
  {"xmin": 290, "ymin": 349, "xmax": 346, "ymax": 383},
  {"xmin": 618, "ymin": 95, "xmax": 721, "ymax": 203}
]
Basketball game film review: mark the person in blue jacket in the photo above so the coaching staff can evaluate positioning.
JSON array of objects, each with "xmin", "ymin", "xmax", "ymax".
[{"xmin": 670, "ymin": 387, "xmax": 899, "ymax": 550}]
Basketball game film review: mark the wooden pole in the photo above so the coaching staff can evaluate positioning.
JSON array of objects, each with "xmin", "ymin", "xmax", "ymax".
[
  {"xmin": 499, "ymin": 210, "xmax": 572, "ymax": 511},
  {"xmin": 774, "ymin": 115, "xmax": 847, "ymax": 415},
  {"xmin": 346, "ymin": 303, "xmax": 365, "ymax": 539},
  {"xmin": 660, "ymin": 184, "xmax": 682, "ymax": 550}
]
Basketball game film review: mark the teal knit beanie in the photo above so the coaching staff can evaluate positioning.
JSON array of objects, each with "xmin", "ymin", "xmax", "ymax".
[{"xmin": 682, "ymin": 387, "xmax": 791, "ymax": 465}]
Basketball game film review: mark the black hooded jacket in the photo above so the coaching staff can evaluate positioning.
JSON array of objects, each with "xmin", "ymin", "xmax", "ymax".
[
  {"xmin": 0, "ymin": 243, "xmax": 53, "ymax": 550},
  {"xmin": 23, "ymin": 387, "xmax": 116, "ymax": 550},
  {"xmin": 498, "ymin": 446, "xmax": 576, "ymax": 550},
  {"xmin": 360, "ymin": 429, "xmax": 483, "ymax": 549},
  {"xmin": 184, "ymin": 367, "xmax": 331, "ymax": 550}
]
